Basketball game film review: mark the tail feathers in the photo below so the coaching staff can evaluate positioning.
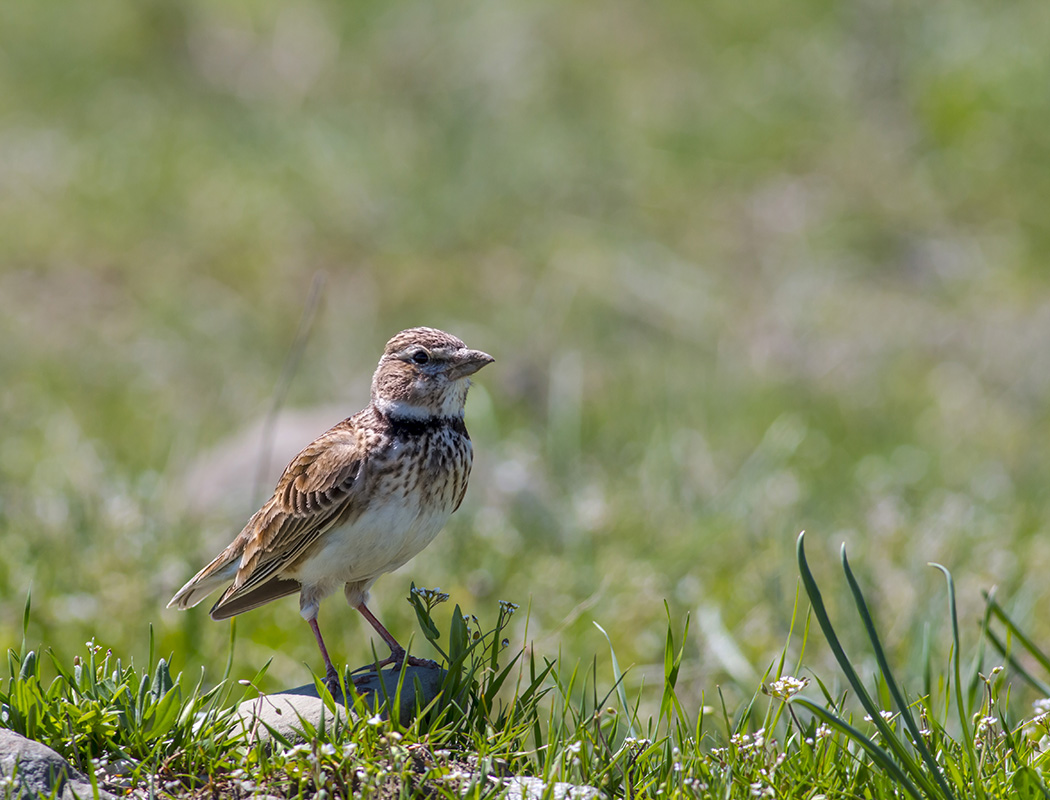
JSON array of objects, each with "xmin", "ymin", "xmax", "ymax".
[
  {"xmin": 167, "ymin": 559, "xmax": 238, "ymax": 610},
  {"xmin": 209, "ymin": 577, "xmax": 301, "ymax": 620}
]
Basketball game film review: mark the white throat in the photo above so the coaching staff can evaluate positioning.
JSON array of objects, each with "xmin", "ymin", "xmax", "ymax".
[
  {"xmin": 374, "ymin": 396, "xmax": 435, "ymax": 420},
  {"xmin": 374, "ymin": 378, "xmax": 470, "ymax": 420}
]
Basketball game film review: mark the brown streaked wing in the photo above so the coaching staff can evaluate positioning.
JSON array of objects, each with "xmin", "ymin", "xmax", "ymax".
[{"xmin": 209, "ymin": 421, "xmax": 373, "ymax": 615}]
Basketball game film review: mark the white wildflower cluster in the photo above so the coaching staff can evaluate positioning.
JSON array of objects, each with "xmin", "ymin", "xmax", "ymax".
[
  {"xmin": 733, "ymin": 728, "xmax": 767, "ymax": 750},
  {"xmin": 750, "ymin": 781, "xmax": 775, "ymax": 797},
  {"xmin": 1029, "ymin": 698, "xmax": 1050, "ymax": 731},
  {"xmin": 863, "ymin": 710, "xmax": 895, "ymax": 724},
  {"xmin": 499, "ymin": 599, "xmax": 520, "ymax": 615},
  {"xmin": 713, "ymin": 728, "xmax": 768, "ymax": 758},
  {"xmin": 228, "ymin": 767, "xmax": 257, "ymax": 793},
  {"xmin": 767, "ymin": 675, "xmax": 809, "ymax": 700},
  {"xmin": 438, "ymin": 765, "xmax": 477, "ymax": 786},
  {"xmin": 561, "ymin": 740, "xmax": 584, "ymax": 769},
  {"xmin": 411, "ymin": 586, "xmax": 450, "ymax": 605},
  {"xmin": 1030, "ymin": 711, "xmax": 1050, "ymax": 732},
  {"xmin": 621, "ymin": 736, "xmax": 652, "ymax": 755},
  {"xmin": 973, "ymin": 713, "xmax": 1002, "ymax": 749},
  {"xmin": 975, "ymin": 715, "xmax": 998, "ymax": 731}
]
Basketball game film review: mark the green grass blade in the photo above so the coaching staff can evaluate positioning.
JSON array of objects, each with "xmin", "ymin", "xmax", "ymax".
[
  {"xmin": 931, "ymin": 563, "xmax": 980, "ymax": 792},
  {"xmin": 983, "ymin": 591, "xmax": 1050, "ymax": 676},
  {"xmin": 222, "ymin": 618, "xmax": 236, "ymax": 684},
  {"xmin": 791, "ymin": 697, "xmax": 924, "ymax": 800},
  {"xmin": 841, "ymin": 548, "xmax": 955, "ymax": 800},
  {"xmin": 795, "ymin": 532, "xmax": 941, "ymax": 798},
  {"xmin": 594, "ymin": 621, "xmax": 636, "ymax": 740},
  {"xmin": 984, "ymin": 627, "xmax": 1050, "ymax": 696},
  {"xmin": 21, "ymin": 588, "xmax": 31, "ymax": 656}
]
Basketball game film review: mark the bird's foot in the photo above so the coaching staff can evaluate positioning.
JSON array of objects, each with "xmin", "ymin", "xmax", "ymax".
[
  {"xmin": 323, "ymin": 665, "xmax": 345, "ymax": 699},
  {"xmin": 404, "ymin": 655, "xmax": 440, "ymax": 670},
  {"xmin": 350, "ymin": 648, "xmax": 440, "ymax": 675}
]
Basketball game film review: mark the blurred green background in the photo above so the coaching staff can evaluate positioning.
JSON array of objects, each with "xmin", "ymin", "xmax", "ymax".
[{"xmin": 3, "ymin": 0, "xmax": 1050, "ymax": 708}]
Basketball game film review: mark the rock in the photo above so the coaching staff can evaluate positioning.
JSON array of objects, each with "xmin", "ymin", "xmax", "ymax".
[
  {"xmin": 236, "ymin": 693, "xmax": 349, "ymax": 745},
  {"xmin": 235, "ymin": 664, "xmax": 445, "ymax": 744},
  {"xmin": 0, "ymin": 729, "xmax": 117, "ymax": 800}
]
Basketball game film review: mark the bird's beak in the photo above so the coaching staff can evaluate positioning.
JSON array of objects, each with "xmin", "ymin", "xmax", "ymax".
[{"xmin": 448, "ymin": 349, "xmax": 495, "ymax": 379}]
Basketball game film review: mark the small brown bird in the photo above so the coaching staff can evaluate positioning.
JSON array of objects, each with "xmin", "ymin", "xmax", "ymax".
[{"xmin": 168, "ymin": 327, "xmax": 493, "ymax": 689}]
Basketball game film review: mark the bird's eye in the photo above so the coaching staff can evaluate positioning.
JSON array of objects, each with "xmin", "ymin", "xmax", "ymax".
[{"xmin": 411, "ymin": 349, "xmax": 430, "ymax": 365}]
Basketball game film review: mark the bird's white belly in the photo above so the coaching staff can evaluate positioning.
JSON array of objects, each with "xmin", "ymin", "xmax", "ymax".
[{"xmin": 288, "ymin": 494, "xmax": 451, "ymax": 602}]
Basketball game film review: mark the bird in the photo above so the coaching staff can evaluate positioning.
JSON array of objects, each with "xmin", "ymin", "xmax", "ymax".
[{"xmin": 168, "ymin": 327, "xmax": 493, "ymax": 692}]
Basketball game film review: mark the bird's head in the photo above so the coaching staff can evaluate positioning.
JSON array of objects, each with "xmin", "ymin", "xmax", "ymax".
[{"xmin": 371, "ymin": 327, "xmax": 494, "ymax": 420}]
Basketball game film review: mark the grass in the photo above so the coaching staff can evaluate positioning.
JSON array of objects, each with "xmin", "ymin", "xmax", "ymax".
[{"xmin": 4, "ymin": 534, "xmax": 1050, "ymax": 797}]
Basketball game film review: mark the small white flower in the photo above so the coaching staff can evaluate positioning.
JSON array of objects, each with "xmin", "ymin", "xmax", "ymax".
[
  {"xmin": 499, "ymin": 600, "xmax": 520, "ymax": 615},
  {"xmin": 975, "ymin": 715, "xmax": 998, "ymax": 732},
  {"xmin": 768, "ymin": 676, "xmax": 809, "ymax": 700},
  {"xmin": 815, "ymin": 724, "xmax": 832, "ymax": 739},
  {"xmin": 863, "ymin": 710, "xmax": 894, "ymax": 723},
  {"xmin": 367, "ymin": 713, "xmax": 384, "ymax": 725},
  {"xmin": 319, "ymin": 743, "xmax": 336, "ymax": 756},
  {"xmin": 411, "ymin": 586, "xmax": 450, "ymax": 604},
  {"xmin": 1029, "ymin": 712, "xmax": 1050, "ymax": 728}
]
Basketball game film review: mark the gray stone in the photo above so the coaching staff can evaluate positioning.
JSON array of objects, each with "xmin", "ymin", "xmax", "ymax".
[
  {"xmin": 0, "ymin": 729, "xmax": 116, "ymax": 800},
  {"xmin": 235, "ymin": 664, "xmax": 445, "ymax": 744}
]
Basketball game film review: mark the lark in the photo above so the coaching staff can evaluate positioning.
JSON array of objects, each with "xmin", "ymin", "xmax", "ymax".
[{"xmin": 168, "ymin": 327, "xmax": 493, "ymax": 690}]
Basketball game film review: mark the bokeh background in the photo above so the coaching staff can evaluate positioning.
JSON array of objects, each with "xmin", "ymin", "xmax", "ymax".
[{"xmin": 3, "ymin": 0, "xmax": 1050, "ymax": 709}]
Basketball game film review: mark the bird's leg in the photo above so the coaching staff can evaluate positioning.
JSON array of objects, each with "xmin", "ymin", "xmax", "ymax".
[
  {"xmin": 308, "ymin": 617, "xmax": 342, "ymax": 695},
  {"xmin": 354, "ymin": 602, "xmax": 439, "ymax": 672}
]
